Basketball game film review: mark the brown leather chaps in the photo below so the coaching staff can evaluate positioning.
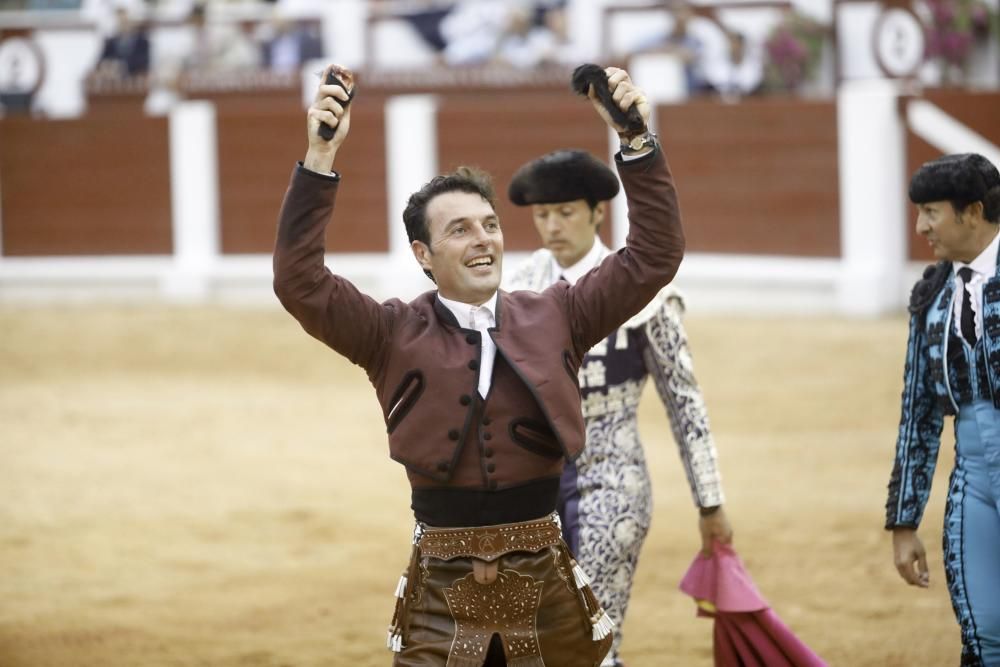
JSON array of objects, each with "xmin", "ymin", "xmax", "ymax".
[{"xmin": 388, "ymin": 515, "xmax": 613, "ymax": 667}]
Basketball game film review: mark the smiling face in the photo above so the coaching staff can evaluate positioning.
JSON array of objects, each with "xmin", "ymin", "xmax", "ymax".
[
  {"xmin": 411, "ymin": 190, "xmax": 503, "ymax": 305},
  {"xmin": 531, "ymin": 199, "xmax": 603, "ymax": 268},
  {"xmin": 915, "ymin": 200, "xmax": 982, "ymax": 262}
]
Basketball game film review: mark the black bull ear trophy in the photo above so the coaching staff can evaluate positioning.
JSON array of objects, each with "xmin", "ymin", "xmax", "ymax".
[{"xmin": 571, "ymin": 63, "xmax": 646, "ymax": 135}]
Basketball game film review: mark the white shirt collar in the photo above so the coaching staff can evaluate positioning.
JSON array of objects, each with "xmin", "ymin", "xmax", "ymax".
[
  {"xmin": 551, "ymin": 239, "xmax": 607, "ymax": 285},
  {"xmin": 955, "ymin": 228, "xmax": 1000, "ymax": 279},
  {"xmin": 437, "ymin": 291, "xmax": 498, "ymax": 329}
]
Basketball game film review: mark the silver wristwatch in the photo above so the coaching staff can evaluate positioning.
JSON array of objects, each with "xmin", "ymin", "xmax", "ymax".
[{"xmin": 621, "ymin": 131, "xmax": 657, "ymax": 154}]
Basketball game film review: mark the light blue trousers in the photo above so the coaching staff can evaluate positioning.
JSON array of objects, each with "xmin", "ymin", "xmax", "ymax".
[{"xmin": 947, "ymin": 400, "xmax": 1000, "ymax": 666}]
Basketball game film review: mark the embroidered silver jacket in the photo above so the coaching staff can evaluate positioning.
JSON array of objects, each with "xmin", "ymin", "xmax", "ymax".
[{"xmin": 507, "ymin": 244, "xmax": 724, "ymax": 507}]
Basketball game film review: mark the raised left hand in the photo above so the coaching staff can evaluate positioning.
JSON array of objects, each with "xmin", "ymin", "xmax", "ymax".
[{"xmin": 587, "ymin": 67, "xmax": 651, "ymax": 135}]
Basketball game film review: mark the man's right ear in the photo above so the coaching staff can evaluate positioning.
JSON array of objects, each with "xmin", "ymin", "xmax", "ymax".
[{"xmin": 411, "ymin": 240, "xmax": 432, "ymax": 272}]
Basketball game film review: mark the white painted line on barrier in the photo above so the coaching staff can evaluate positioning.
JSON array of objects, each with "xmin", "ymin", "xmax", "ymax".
[{"xmin": 906, "ymin": 100, "xmax": 1000, "ymax": 166}]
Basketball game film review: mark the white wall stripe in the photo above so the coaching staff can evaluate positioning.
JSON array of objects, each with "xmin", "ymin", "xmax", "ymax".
[
  {"xmin": 836, "ymin": 79, "xmax": 907, "ymax": 316},
  {"xmin": 165, "ymin": 100, "xmax": 220, "ymax": 301},
  {"xmin": 385, "ymin": 95, "xmax": 438, "ymax": 257},
  {"xmin": 906, "ymin": 99, "xmax": 1000, "ymax": 167}
]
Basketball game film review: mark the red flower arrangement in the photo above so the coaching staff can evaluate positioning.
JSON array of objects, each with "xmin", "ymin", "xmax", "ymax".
[
  {"xmin": 763, "ymin": 12, "xmax": 824, "ymax": 92},
  {"xmin": 924, "ymin": 0, "xmax": 996, "ymax": 71}
]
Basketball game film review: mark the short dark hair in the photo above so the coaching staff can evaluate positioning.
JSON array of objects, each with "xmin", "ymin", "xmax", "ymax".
[
  {"xmin": 909, "ymin": 153, "xmax": 1000, "ymax": 223},
  {"xmin": 403, "ymin": 166, "xmax": 497, "ymax": 244},
  {"xmin": 402, "ymin": 166, "xmax": 497, "ymax": 281}
]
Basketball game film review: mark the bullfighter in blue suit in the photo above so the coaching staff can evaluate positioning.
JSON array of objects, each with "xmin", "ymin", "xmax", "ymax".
[{"xmin": 887, "ymin": 153, "xmax": 1000, "ymax": 666}]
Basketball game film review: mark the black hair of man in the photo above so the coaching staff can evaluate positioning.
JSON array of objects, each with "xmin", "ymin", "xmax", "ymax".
[
  {"xmin": 909, "ymin": 152, "xmax": 1000, "ymax": 223},
  {"xmin": 403, "ymin": 166, "xmax": 498, "ymax": 282}
]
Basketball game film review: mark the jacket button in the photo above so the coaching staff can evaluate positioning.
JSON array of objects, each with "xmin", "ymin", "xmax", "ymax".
[
  {"xmin": 482, "ymin": 416, "xmax": 492, "ymax": 426},
  {"xmin": 488, "ymin": 480, "xmax": 497, "ymax": 490},
  {"xmin": 466, "ymin": 334, "xmax": 477, "ymax": 344},
  {"xmin": 437, "ymin": 461, "xmax": 449, "ymax": 472},
  {"xmin": 459, "ymin": 394, "xmax": 471, "ymax": 406},
  {"xmin": 448, "ymin": 429, "xmax": 460, "ymax": 441},
  {"xmin": 468, "ymin": 359, "xmax": 479, "ymax": 371},
  {"xmin": 483, "ymin": 432, "xmax": 492, "ymax": 440},
  {"xmin": 483, "ymin": 447, "xmax": 494, "ymax": 458},
  {"xmin": 486, "ymin": 463, "xmax": 496, "ymax": 473}
]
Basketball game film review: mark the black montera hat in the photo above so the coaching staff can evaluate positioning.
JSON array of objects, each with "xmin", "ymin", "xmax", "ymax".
[
  {"xmin": 909, "ymin": 153, "xmax": 1000, "ymax": 204},
  {"xmin": 508, "ymin": 150, "xmax": 620, "ymax": 206}
]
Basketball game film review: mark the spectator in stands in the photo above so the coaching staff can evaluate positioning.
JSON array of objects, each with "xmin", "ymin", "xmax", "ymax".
[
  {"xmin": 631, "ymin": 1, "xmax": 710, "ymax": 95},
  {"xmin": 703, "ymin": 30, "xmax": 764, "ymax": 101},
  {"xmin": 439, "ymin": 0, "xmax": 510, "ymax": 66},
  {"xmin": 141, "ymin": 2, "xmax": 259, "ymax": 115},
  {"xmin": 182, "ymin": 2, "xmax": 260, "ymax": 74},
  {"xmin": 94, "ymin": 5, "xmax": 151, "ymax": 78},
  {"xmin": 493, "ymin": 1, "xmax": 582, "ymax": 68},
  {"xmin": 493, "ymin": 4, "xmax": 557, "ymax": 68},
  {"xmin": 259, "ymin": 14, "xmax": 323, "ymax": 75},
  {"xmin": 440, "ymin": 0, "xmax": 576, "ymax": 69},
  {"xmin": 386, "ymin": 1, "xmax": 452, "ymax": 63},
  {"xmin": 537, "ymin": 1, "xmax": 587, "ymax": 65}
]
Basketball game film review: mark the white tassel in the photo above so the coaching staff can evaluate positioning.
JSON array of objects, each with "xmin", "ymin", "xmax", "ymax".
[
  {"xmin": 386, "ymin": 629, "xmax": 394, "ymax": 649},
  {"xmin": 394, "ymin": 575, "xmax": 407, "ymax": 599},
  {"xmin": 391, "ymin": 633, "xmax": 404, "ymax": 652},
  {"xmin": 572, "ymin": 563, "xmax": 592, "ymax": 589},
  {"xmin": 591, "ymin": 611, "xmax": 615, "ymax": 641}
]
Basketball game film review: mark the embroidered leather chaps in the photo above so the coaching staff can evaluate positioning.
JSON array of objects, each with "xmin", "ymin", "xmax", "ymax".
[{"xmin": 389, "ymin": 516, "xmax": 613, "ymax": 667}]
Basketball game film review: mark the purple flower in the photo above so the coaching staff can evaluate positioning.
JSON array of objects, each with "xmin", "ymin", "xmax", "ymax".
[
  {"xmin": 766, "ymin": 29, "xmax": 806, "ymax": 66},
  {"xmin": 764, "ymin": 16, "xmax": 820, "ymax": 90},
  {"xmin": 940, "ymin": 30, "xmax": 972, "ymax": 65}
]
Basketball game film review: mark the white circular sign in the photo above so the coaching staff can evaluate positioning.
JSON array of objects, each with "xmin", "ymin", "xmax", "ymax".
[
  {"xmin": 0, "ymin": 37, "xmax": 44, "ymax": 94},
  {"xmin": 874, "ymin": 8, "xmax": 925, "ymax": 78}
]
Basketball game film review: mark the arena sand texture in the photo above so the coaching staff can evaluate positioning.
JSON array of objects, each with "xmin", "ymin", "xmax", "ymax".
[{"xmin": 0, "ymin": 306, "xmax": 956, "ymax": 666}]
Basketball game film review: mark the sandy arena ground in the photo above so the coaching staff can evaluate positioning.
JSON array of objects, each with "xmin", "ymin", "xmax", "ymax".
[{"xmin": 0, "ymin": 306, "xmax": 959, "ymax": 666}]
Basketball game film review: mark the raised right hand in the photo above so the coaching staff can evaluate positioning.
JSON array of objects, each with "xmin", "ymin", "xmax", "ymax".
[
  {"xmin": 892, "ymin": 527, "xmax": 930, "ymax": 588},
  {"xmin": 304, "ymin": 64, "xmax": 354, "ymax": 173}
]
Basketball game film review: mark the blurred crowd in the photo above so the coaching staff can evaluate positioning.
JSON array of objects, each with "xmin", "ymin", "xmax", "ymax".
[
  {"xmin": 369, "ymin": 0, "xmax": 780, "ymax": 99},
  {"xmin": 375, "ymin": 0, "xmax": 579, "ymax": 69},
  {"xmin": 90, "ymin": 1, "xmax": 323, "ymax": 79},
  {"xmin": 2, "ymin": 0, "xmax": 994, "ymax": 116},
  {"xmin": 81, "ymin": 0, "xmax": 779, "ymax": 103}
]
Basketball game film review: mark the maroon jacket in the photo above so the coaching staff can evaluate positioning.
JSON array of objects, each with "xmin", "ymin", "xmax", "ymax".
[{"xmin": 273, "ymin": 148, "xmax": 684, "ymax": 489}]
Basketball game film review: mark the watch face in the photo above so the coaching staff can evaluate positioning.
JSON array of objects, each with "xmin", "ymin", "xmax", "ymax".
[
  {"xmin": 0, "ymin": 37, "xmax": 44, "ymax": 94},
  {"xmin": 874, "ymin": 8, "xmax": 925, "ymax": 78}
]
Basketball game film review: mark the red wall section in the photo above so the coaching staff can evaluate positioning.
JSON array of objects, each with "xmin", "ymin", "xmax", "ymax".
[
  {"xmin": 214, "ymin": 91, "xmax": 389, "ymax": 254},
  {"xmin": 658, "ymin": 98, "xmax": 841, "ymax": 257},
  {"xmin": 1, "ymin": 115, "xmax": 172, "ymax": 255}
]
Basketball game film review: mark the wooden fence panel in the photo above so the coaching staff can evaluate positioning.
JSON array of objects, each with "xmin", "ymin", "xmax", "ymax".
[{"xmin": 0, "ymin": 115, "xmax": 172, "ymax": 255}]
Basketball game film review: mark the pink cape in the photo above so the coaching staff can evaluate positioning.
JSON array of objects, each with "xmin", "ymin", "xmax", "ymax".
[{"xmin": 679, "ymin": 543, "xmax": 827, "ymax": 667}]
